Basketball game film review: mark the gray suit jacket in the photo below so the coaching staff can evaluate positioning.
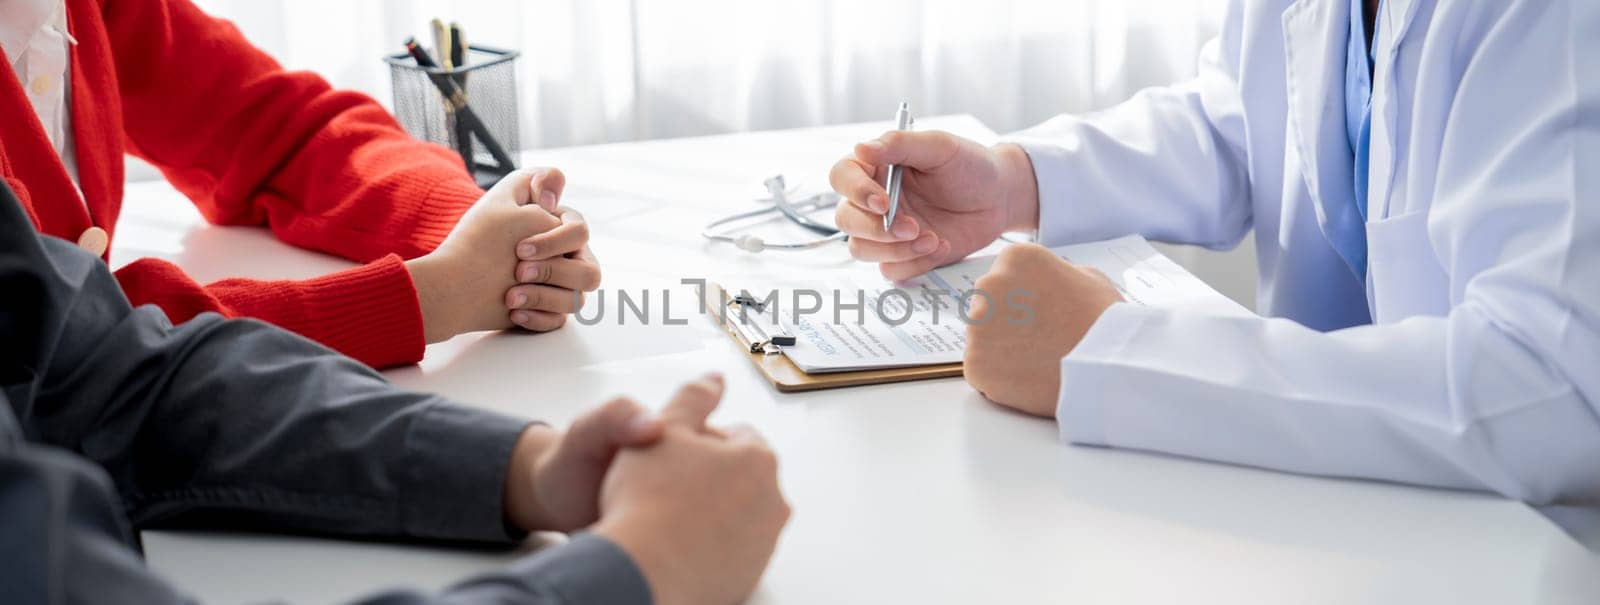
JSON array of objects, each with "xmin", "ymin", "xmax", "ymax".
[{"xmin": 0, "ymin": 182, "xmax": 650, "ymax": 604}]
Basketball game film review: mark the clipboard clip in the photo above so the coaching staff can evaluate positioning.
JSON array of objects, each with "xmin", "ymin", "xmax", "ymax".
[{"xmin": 727, "ymin": 294, "xmax": 797, "ymax": 355}]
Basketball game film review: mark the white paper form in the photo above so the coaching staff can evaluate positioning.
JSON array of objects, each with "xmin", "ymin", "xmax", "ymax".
[
  {"xmin": 924, "ymin": 235, "xmax": 1251, "ymax": 316},
  {"xmin": 731, "ymin": 269, "xmax": 968, "ymax": 374},
  {"xmin": 741, "ymin": 235, "xmax": 1247, "ymax": 374}
]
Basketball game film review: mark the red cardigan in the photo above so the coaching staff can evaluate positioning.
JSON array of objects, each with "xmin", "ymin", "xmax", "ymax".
[{"xmin": 0, "ymin": 0, "xmax": 484, "ymax": 367}]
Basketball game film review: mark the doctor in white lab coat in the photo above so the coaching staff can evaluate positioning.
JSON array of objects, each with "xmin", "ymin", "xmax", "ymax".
[{"xmin": 830, "ymin": 0, "xmax": 1598, "ymax": 543}]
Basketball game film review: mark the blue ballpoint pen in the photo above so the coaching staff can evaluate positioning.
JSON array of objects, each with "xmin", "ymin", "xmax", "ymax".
[{"xmin": 883, "ymin": 102, "xmax": 913, "ymax": 233}]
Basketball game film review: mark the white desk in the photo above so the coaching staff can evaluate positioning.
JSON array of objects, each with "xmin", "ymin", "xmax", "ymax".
[{"xmin": 120, "ymin": 117, "xmax": 1598, "ymax": 604}]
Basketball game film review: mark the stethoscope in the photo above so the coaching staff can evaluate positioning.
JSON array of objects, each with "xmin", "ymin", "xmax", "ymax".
[{"xmin": 701, "ymin": 175, "xmax": 849, "ymax": 252}]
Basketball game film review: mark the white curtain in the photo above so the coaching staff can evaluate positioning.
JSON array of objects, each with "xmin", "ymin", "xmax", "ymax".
[{"xmin": 190, "ymin": 0, "xmax": 1226, "ymax": 149}]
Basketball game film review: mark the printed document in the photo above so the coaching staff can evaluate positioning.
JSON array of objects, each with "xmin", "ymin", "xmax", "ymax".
[{"xmin": 733, "ymin": 235, "xmax": 1248, "ymax": 373}]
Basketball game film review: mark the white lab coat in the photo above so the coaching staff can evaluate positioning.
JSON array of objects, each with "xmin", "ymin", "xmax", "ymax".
[{"xmin": 1010, "ymin": 0, "xmax": 1599, "ymax": 543}]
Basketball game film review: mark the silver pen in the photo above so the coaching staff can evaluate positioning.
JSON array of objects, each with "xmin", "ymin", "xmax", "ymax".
[{"xmin": 883, "ymin": 102, "xmax": 913, "ymax": 233}]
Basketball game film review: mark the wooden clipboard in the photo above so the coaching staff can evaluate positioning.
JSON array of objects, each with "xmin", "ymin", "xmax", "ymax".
[{"xmin": 704, "ymin": 282, "xmax": 964, "ymax": 392}]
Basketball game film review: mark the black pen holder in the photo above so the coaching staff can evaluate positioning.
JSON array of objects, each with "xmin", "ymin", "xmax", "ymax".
[{"xmin": 386, "ymin": 45, "xmax": 521, "ymax": 188}]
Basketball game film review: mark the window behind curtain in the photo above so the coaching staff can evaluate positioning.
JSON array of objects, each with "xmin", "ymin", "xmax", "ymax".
[{"xmin": 189, "ymin": 0, "xmax": 1225, "ymax": 149}]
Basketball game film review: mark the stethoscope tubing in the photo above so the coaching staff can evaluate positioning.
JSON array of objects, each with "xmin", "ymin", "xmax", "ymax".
[{"xmin": 701, "ymin": 189, "xmax": 848, "ymax": 251}]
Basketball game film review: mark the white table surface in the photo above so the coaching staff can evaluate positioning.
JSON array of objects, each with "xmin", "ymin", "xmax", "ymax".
[{"xmin": 119, "ymin": 116, "xmax": 1599, "ymax": 604}]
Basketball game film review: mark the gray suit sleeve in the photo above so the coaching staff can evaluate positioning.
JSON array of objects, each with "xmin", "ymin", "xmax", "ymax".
[
  {"xmin": 0, "ymin": 441, "xmax": 195, "ymax": 605},
  {"xmin": 27, "ymin": 261, "xmax": 530, "ymax": 543},
  {"xmin": 0, "ymin": 441, "xmax": 650, "ymax": 605},
  {"xmin": 0, "ymin": 182, "xmax": 651, "ymax": 604},
  {"xmin": 363, "ymin": 534, "xmax": 653, "ymax": 605}
]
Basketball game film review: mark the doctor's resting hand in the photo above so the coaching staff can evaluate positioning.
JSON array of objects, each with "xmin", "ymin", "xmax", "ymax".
[
  {"xmin": 829, "ymin": 130, "xmax": 1040, "ymax": 280},
  {"xmin": 965, "ymin": 245, "xmax": 1124, "ymax": 416},
  {"xmin": 406, "ymin": 168, "xmax": 603, "ymax": 342}
]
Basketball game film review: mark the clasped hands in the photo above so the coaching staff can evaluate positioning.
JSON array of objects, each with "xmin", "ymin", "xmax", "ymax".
[
  {"xmin": 409, "ymin": 171, "xmax": 788, "ymax": 604},
  {"xmin": 407, "ymin": 168, "xmax": 602, "ymax": 343},
  {"xmin": 504, "ymin": 374, "xmax": 790, "ymax": 605}
]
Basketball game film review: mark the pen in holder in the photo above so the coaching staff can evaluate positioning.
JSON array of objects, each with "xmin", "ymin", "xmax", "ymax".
[{"xmin": 387, "ymin": 44, "xmax": 521, "ymax": 188}]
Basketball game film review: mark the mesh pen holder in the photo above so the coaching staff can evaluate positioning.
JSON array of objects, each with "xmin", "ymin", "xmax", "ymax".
[{"xmin": 387, "ymin": 45, "xmax": 521, "ymax": 188}]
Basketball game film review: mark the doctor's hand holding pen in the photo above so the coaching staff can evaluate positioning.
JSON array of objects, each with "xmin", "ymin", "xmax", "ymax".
[
  {"xmin": 831, "ymin": 128, "xmax": 1127, "ymax": 416},
  {"xmin": 406, "ymin": 168, "xmax": 603, "ymax": 342},
  {"xmin": 829, "ymin": 130, "xmax": 1040, "ymax": 280}
]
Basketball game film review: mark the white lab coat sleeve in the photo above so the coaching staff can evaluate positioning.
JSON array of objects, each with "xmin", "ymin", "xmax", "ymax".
[
  {"xmin": 1004, "ymin": 0, "xmax": 1251, "ymax": 250},
  {"xmin": 1056, "ymin": 1, "xmax": 1600, "ymax": 513}
]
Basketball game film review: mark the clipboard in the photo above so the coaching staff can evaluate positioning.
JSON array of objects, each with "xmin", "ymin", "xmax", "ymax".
[{"xmin": 703, "ymin": 282, "xmax": 964, "ymax": 392}]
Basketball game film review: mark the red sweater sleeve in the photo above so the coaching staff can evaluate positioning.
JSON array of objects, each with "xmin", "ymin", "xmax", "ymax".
[
  {"xmin": 114, "ymin": 255, "xmax": 426, "ymax": 369},
  {"xmin": 98, "ymin": 0, "xmax": 486, "ymax": 366}
]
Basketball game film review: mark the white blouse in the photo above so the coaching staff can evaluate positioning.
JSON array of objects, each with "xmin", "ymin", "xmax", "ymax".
[{"xmin": 1, "ymin": 0, "xmax": 80, "ymax": 187}]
